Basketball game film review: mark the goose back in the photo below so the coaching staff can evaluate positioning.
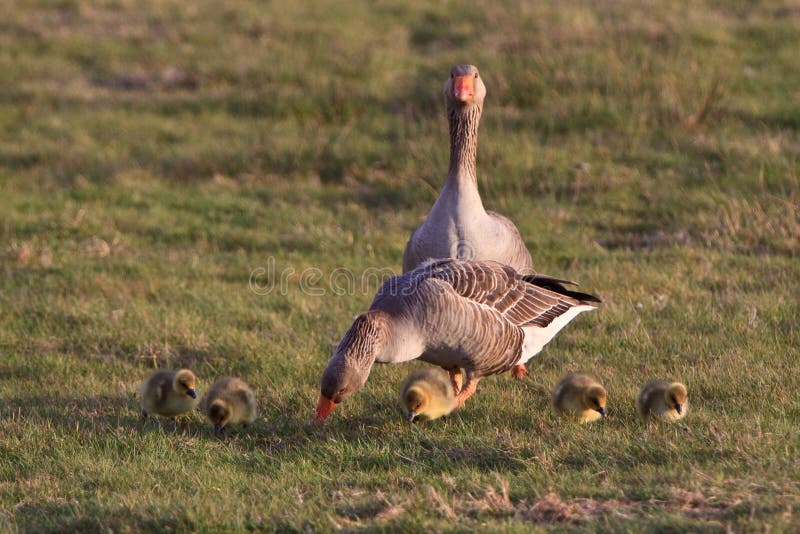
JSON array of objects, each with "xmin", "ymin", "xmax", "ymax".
[{"xmin": 371, "ymin": 259, "xmax": 599, "ymax": 377}]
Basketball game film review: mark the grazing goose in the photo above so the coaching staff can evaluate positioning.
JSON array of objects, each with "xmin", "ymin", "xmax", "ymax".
[
  {"xmin": 140, "ymin": 369, "xmax": 199, "ymax": 421},
  {"xmin": 637, "ymin": 380, "xmax": 688, "ymax": 421},
  {"xmin": 402, "ymin": 64, "xmax": 533, "ymax": 277},
  {"xmin": 202, "ymin": 377, "xmax": 258, "ymax": 436},
  {"xmin": 401, "ymin": 368, "xmax": 457, "ymax": 422},
  {"xmin": 552, "ymin": 373, "xmax": 608, "ymax": 423},
  {"xmin": 315, "ymin": 259, "xmax": 600, "ymax": 420}
]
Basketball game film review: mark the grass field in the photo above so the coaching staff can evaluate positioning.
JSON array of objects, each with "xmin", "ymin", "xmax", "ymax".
[{"xmin": 2, "ymin": 0, "xmax": 799, "ymax": 531}]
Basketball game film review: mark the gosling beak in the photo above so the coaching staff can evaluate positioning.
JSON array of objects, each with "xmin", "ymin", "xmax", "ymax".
[
  {"xmin": 406, "ymin": 411, "xmax": 417, "ymax": 423},
  {"xmin": 675, "ymin": 404, "xmax": 682, "ymax": 415},
  {"xmin": 187, "ymin": 389, "xmax": 197, "ymax": 399},
  {"xmin": 315, "ymin": 394, "xmax": 338, "ymax": 421},
  {"xmin": 453, "ymin": 75, "xmax": 474, "ymax": 103},
  {"xmin": 597, "ymin": 407, "xmax": 607, "ymax": 417},
  {"xmin": 213, "ymin": 423, "xmax": 222, "ymax": 436}
]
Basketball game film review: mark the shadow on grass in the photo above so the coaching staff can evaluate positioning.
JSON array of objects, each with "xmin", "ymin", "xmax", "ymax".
[
  {"xmin": 428, "ymin": 442, "xmax": 523, "ymax": 472},
  {"xmin": 12, "ymin": 502, "xmax": 200, "ymax": 533},
  {"xmin": 0, "ymin": 392, "xmax": 205, "ymax": 440},
  {"xmin": 13, "ymin": 500, "xmax": 313, "ymax": 532},
  {"xmin": 1, "ymin": 392, "xmax": 130, "ymax": 421}
]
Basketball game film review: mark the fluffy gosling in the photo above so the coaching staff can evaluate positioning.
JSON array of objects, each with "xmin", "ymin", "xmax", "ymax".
[
  {"xmin": 401, "ymin": 368, "xmax": 457, "ymax": 422},
  {"xmin": 637, "ymin": 380, "xmax": 688, "ymax": 421},
  {"xmin": 552, "ymin": 373, "xmax": 607, "ymax": 423},
  {"xmin": 202, "ymin": 377, "xmax": 257, "ymax": 436},
  {"xmin": 140, "ymin": 369, "xmax": 199, "ymax": 421}
]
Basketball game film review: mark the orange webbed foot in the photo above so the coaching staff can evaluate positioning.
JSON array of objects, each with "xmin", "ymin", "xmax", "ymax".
[
  {"xmin": 444, "ymin": 368, "xmax": 463, "ymax": 394},
  {"xmin": 511, "ymin": 364, "xmax": 528, "ymax": 380},
  {"xmin": 454, "ymin": 378, "xmax": 479, "ymax": 409}
]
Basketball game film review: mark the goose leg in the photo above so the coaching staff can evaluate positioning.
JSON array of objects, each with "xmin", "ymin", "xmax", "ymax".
[
  {"xmin": 448, "ymin": 368, "xmax": 463, "ymax": 393},
  {"xmin": 454, "ymin": 373, "xmax": 480, "ymax": 408},
  {"xmin": 511, "ymin": 364, "xmax": 528, "ymax": 380}
]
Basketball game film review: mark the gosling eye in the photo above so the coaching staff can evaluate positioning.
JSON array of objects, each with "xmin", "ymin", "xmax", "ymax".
[{"xmin": 474, "ymin": 72, "xmax": 478, "ymax": 79}]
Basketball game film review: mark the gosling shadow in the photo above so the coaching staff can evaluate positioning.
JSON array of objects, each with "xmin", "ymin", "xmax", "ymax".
[
  {"xmin": 1, "ymin": 392, "xmax": 138, "ymax": 429},
  {"xmin": 0, "ymin": 392, "xmax": 205, "ymax": 438}
]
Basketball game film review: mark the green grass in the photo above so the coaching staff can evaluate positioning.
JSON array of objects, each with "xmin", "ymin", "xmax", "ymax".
[{"xmin": 2, "ymin": 0, "xmax": 799, "ymax": 531}]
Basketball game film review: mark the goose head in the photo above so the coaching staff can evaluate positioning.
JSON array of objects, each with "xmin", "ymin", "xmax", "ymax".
[
  {"xmin": 665, "ymin": 382, "xmax": 688, "ymax": 415},
  {"xmin": 208, "ymin": 399, "xmax": 232, "ymax": 436},
  {"xmin": 582, "ymin": 384, "xmax": 607, "ymax": 417},
  {"xmin": 315, "ymin": 311, "xmax": 389, "ymax": 421},
  {"xmin": 444, "ymin": 64, "xmax": 486, "ymax": 110},
  {"xmin": 403, "ymin": 386, "xmax": 429, "ymax": 422},
  {"xmin": 173, "ymin": 369, "xmax": 198, "ymax": 399}
]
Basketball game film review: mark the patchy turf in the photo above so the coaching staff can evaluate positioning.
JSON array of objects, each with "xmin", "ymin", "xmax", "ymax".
[{"xmin": 1, "ymin": 0, "xmax": 799, "ymax": 531}]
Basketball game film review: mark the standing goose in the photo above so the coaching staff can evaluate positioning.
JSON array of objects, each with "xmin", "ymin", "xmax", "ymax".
[
  {"xmin": 402, "ymin": 64, "xmax": 533, "ymax": 276},
  {"xmin": 315, "ymin": 259, "xmax": 599, "ymax": 420}
]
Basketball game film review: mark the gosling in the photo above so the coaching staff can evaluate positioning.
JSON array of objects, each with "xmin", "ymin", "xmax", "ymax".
[
  {"xmin": 552, "ymin": 373, "xmax": 607, "ymax": 423},
  {"xmin": 140, "ymin": 369, "xmax": 199, "ymax": 421},
  {"xmin": 637, "ymin": 380, "xmax": 688, "ymax": 421},
  {"xmin": 401, "ymin": 368, "xmax": 457, "ymax": 422},
  {"xmin": 202, "ymin": 377, "xmax": 257, "ymax": 436}
]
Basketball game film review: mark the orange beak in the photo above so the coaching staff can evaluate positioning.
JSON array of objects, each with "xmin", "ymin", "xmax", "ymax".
[
  {"xmin": 315, "ymin": 394, "xmax": 338, "ymax": 421},
  {"xmin": 453, "ymin": 75, "xmax": 474, "ymax": 103}
]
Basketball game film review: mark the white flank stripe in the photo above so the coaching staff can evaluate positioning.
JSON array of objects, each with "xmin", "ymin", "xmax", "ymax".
[{"xmin": 517, "ymin": 305, "xmax": 596, "ymax": 365}]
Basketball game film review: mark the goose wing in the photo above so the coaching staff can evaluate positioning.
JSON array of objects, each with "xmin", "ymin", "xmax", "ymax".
[{"xmin": 420, "ymin": 259, "xmax": 600, "ymax": 328}]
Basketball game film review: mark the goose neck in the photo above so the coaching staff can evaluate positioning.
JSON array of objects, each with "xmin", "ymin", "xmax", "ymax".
[{"xmin": 446, "ymin": 104, "xmax": 481, "ymax": 187}]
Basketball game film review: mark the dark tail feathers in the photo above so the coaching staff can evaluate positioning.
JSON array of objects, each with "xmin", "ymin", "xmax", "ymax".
[{"xmin": 523, "ymin": 274, "xmax": 602, "ymax": 304}]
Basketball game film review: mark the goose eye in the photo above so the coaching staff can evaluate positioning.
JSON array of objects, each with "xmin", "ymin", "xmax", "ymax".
[{"xmin": 474, "ymin": 72, "xmax": 478, "ymax": 78}]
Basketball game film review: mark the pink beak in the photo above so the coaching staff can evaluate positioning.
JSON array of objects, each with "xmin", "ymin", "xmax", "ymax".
[
  {"xmin": 453, "ymin": 75, "xmax": 474, "ymax": 103},
  {"xmin": 315, "ymin": 395, "xmax": 338, "ymax": 421}
]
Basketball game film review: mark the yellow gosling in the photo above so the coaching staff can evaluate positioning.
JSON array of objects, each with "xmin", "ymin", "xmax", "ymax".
[
  {"xmin": 552, "ymin": 373, "xmax": 607, "ymax": 423},
  {"xmin": 637, "ymin": 380, "xmax": 688, "ymax": 421},
  {"xmin": 202, "ymin": 377, "xmax": 257, "ymax": 436},
  {"xmin": 140, "ymin": 369, "xmax": 199, "ymax": 421},
  {"xmin": 401, "ymin": 368, "xmax": 457, "ymax": 422}
]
